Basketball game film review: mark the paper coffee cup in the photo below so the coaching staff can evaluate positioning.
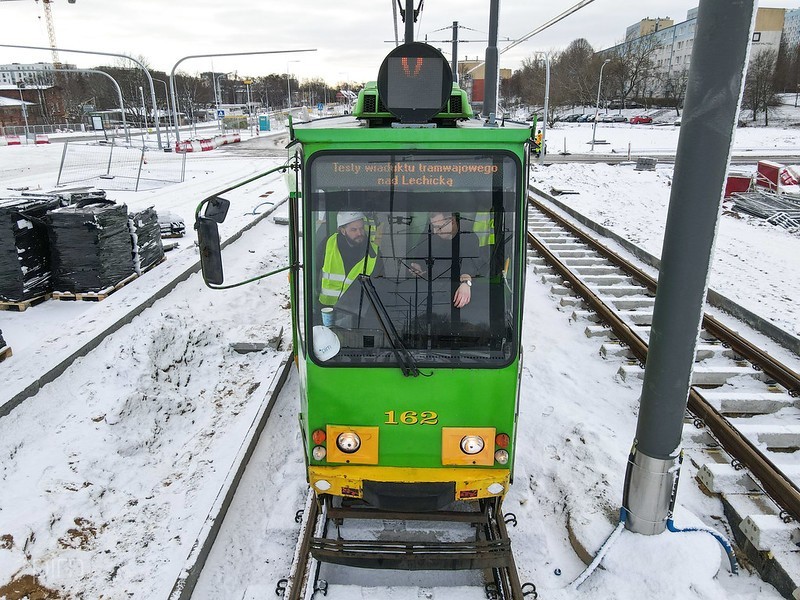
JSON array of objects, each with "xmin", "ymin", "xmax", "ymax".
[{"xmin": 321, "ymin": 307, "xmax": 334, "ymax": 326}]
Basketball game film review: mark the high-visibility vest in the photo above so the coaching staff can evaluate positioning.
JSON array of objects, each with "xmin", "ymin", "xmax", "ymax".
[
  {"xmin": 319, "ymin": 234, "xmax": 377, "ymax": 306},
  {"xmin": 473, "ymin": 211, "xmax": 495, "ymax": 247}
]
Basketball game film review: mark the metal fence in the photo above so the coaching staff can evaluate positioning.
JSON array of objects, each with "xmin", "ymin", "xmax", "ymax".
[
  {"xmin": 56, "ymin": 139, "xmax": 186, "ymax": 192},
  {"xmin": 1, "ymin": 123, "xmax": 87, "ymax": 137}
]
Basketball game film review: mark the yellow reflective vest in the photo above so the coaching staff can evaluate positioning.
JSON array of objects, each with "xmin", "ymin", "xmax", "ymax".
[
  {"xmin": 319, "ymin": 234, "xmax": 378, "ymax": 306},
  {"xmin": 473, "ymin": 211, "xmax": 495, "ymax": 247}
]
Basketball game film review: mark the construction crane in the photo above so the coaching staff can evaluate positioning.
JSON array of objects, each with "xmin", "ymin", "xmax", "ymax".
[
  {"xmin": 38, "ymin": 0, "xmax": 76, "ymax": 65},
  {"xmin": 0, "ymin": 0, "xmax": 76, "ymax": 65}
]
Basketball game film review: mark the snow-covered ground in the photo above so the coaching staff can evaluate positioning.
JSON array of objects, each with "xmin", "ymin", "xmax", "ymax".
[{"xmin": 0, "ymin": 121, "xmax": 797, "ymax": 598}]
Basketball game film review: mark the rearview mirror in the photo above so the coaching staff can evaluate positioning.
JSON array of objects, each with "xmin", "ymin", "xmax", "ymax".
[
  {"xmin": 203, "ymin": 197, "xmax": 230, "ymax": 223},
  {"xmin": 196, "ymin": 216, "xmax": 224, "ymax": 285}
]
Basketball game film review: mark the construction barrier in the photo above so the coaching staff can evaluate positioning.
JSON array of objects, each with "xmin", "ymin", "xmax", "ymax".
[
  {"xmin": 4, "ymin": 135, "xmax": 21, "ymax": 146},
  {"xmin": 174, "ymin": 134, "xmax": 242, "ymax": 153},
  {"xmin": 34, "ymin": 134, "xmax": 50, "ymax": 144}
]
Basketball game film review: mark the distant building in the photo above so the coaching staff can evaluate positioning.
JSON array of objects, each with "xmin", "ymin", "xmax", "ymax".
[
  {"xmin": 604, "ymin": 6, "xmax": 791, "ymax": 96},
  {"xmin": 0, "ymin": 84, "xmax": 65, "ymax": 127},
  {"xmin": 457, "ymin": 58, "xmax": 511, "ymax": 104},
  {"xmin": 783, "ymin": 8, "xmax": 800, "ymax": 47},
  {"xmin": 0, "ymin": 61, "xmax": 75, "ymax": 86},
  {"xmin": 625, "ymin": 17, "xmax": 675, "ymax": 42}
]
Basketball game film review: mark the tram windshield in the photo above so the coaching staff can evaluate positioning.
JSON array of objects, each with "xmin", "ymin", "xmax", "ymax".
[{"xmin": 307, "ymin": 152, "xmax": 520, "ymax": 368}]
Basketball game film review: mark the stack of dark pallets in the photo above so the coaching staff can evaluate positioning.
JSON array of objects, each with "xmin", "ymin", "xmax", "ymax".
[
  {"xmin": 0, "ymin": 328, "xmax": 9, "ymax": 361},
  {"xmin": 0, "ymin": 195, "xmax": 62, "ymax": 306},
  {"xmin": 47, "ymin": 201, "xmax": 136, "ymax": 296},
  {"xmin": 130, "ymin": 207, "xmax": 165, "ymax": 273}
]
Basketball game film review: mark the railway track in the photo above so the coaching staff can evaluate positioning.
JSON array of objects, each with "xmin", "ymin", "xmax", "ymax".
[
  {"xmin": 526, "ymin": 189, "xmax": 800, "ymax": 596},
  {"xmin": 189, "ymin": 361, "xmax": 531, "ymax": 599}
]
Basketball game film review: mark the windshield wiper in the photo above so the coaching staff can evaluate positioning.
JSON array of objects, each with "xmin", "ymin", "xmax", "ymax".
[{"xmin": 357, "ymin": 274, "xmax": 420, "ymax": 377}]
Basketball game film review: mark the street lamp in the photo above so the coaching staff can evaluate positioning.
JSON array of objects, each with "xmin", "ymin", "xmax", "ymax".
[
  {"xmin": 287, "ymin": 60, "xmax": 300, "ymax": 109},
  {"xmin": 16, "ymin": 81, "xmax": 29, "ymax": 142},
  {"xmin": 153, "ymin": 77, "xmax": 171, "ymax": 145},
  {"xmin": 591, "ymin": 58, "xmax": 611, "ymax": 152},
  {"xmin": 535, "ymin": 52, "xmax": 551, "ymax": 165}
]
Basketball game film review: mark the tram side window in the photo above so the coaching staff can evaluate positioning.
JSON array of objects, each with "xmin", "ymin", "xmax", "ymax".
[{"xmin": 307, "ymin": 153, "xmax": 519, "ymax": 368}]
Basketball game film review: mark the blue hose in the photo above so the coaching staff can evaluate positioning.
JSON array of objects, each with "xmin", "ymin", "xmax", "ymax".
[{"xmin": 666, "ymin": 518, "xmax": 739, "ymax": 574}]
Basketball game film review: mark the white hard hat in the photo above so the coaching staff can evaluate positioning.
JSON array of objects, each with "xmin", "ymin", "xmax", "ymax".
[
  {"xmin": 337, "ymin": 211, "xmax": 365, "ymax": 228},
  {"xmin": 313, "ymin": 325, "xmax": 341, "ymax": 362}
]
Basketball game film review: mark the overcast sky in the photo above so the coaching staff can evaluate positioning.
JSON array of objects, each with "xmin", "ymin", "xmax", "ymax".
[{"xmin": 1, "ymin": 0, "xmax": 798, "ymax": 85}]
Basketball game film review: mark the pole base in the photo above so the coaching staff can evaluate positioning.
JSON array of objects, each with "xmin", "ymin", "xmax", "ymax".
[{"xmin": 622, "ymin": 447, "xmax": 680, "ymax": 535}]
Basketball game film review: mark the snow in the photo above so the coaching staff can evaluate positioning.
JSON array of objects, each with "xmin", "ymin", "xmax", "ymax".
[{"xmin": 0, "ymin": 119, "xmax": 798, "ymax": 598}]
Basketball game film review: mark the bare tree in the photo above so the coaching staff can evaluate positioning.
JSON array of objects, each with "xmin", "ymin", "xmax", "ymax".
[
  {"xmin": 743, "ymin": 48, "xmax": 778, "ymax": 125},
  {"xmin": 606, "ymin": 34, "xmax": 659, "ymax": 108}
]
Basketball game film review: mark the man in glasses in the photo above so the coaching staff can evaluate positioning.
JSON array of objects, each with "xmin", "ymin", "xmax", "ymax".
[{"xmin": 409, "ymin": 212, "xmax": 481, "ymax": 308}]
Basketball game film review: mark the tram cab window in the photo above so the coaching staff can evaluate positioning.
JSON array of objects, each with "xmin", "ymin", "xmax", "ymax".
[{"xmin": 307, "ymin": 152, "xmax": 520, "ymax": 368}]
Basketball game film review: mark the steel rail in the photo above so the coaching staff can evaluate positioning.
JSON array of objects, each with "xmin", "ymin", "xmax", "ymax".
[
  {"xmin": 283, "ymin": 492, "xmax": 321, "ymax": 600},
  {"xmin": 526, "ymin": 195, "xmax": 800, "ymax": 523},
  {"xmin": 528, "ymin": 193, "xmax": 800, "ymax": 395}
]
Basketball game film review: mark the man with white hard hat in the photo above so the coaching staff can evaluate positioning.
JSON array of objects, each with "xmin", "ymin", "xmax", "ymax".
[{"xmin": 317, "ymin": 211, "xmax": 379, "ymax": 307}]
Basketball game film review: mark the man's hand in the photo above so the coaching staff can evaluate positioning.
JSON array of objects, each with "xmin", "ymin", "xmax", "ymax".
[
  {"xmin": 453, "ymin": 282, "xmax": 471, "ymax": 308},
  {"xmin": 409, "ymin": 262, "xmax": 426, "ymax": 277}
]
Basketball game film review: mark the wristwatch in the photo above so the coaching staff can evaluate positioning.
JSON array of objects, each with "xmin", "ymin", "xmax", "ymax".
[{"xmin": 461, "ymin": 278, "xmax": 472, "ymax": 287}]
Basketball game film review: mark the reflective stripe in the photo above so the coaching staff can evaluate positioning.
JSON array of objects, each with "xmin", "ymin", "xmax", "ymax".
[
  {"xmin": 319, "ymin": 233, "xmax": 377, "ymax": 306},
  {"xmin": 473, "ymin": 211, "xmax": 495, "ymax": 247}
]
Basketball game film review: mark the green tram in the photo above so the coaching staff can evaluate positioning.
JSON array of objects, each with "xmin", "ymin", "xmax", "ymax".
[{"xmin": 197, "ymin": 43, "xmax": 534, "ymax": 518}]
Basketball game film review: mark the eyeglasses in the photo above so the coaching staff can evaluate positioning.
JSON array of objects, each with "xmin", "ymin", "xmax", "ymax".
[{"xmin": 430, "ymin": 217, "xmax": 452, "ymax": 232}]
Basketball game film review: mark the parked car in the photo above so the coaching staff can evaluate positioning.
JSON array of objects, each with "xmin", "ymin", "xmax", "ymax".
[
  {"xmin": 610, "ymin": 115, "xmax": 628, "ymax": 123},
  {"xmin": 630, "ymin": 115, "xmax": 653, "ymax": 124},
  {"xmin": 599, "ymin": 114, "xmax": 616, "ymax": 122},
  {"xmin": 576, "ymin": 114, "xmax": 592, "ymax": 122},
  {"xmin": 561, "ymin": 114, "xmax": 581, "ymax": 122}
]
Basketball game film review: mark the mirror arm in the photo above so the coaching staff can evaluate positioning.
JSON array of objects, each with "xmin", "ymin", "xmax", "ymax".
[
  {"xmin": 194, "ymin": 162, "xmax": 293, "ymax": 222},
  {"xmin": 205, "ymin": 263, "xmax": 295, "ymax": 291}
]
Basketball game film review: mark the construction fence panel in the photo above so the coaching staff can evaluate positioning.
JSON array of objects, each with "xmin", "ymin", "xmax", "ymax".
[{"xmin": 57, "ymin": 141, "xmax": 186, "ymax": 192}]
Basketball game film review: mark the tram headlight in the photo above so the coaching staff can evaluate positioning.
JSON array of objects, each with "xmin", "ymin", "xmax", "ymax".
[
  {"xmin": 336, "ymin": 432, "xmax": 361, "ymax": 454},
  {"xmin": 460, "ymin": 435, "xmax": 485, "ymax": 455},
  {"xmin": 312, "ymin": 429, "xmax": 326, "ymax": 445},
  {"xmin": 312, "ymin": 446, "xmax": 327, "ymax": 461},
  {"xmin": 494, "ymin": 449, "xmax": 509, "ymax": 465}
]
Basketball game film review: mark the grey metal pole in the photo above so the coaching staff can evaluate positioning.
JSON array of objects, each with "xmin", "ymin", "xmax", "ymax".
[
  {"xmin": 540, "ymin": 53, "xmax": 550, "ymax": 165},
  {"xmin": 404, "ymin": 0, "xmax": 414, "ymax": 43},
  {"xmin": 591, "ymin": 59, "xmax": 610, "ymax": 151},
  {"xmin": 153, "ymin": 78, "xmax": 171, "ymax": 147},
  {"xmin": 622, "ymin": 0, "xmax": 757, "ymax": 535},
  {"xmin": 0, "ymin": 43, "xmax": 164, "ymax": 149},
  {"xmin": 451, "ymin": 21, "xmax": 458, "ymax": 83},
  {"xmin": 168, "ymin": 49, "xmax": 315, "ymax": 145},
  {"xmin": 483, "ymin": 0, "xmax": 500, "ymax": 122},
  {"xmin": 139, "ymin": 86, "xmax": 148, "ymax": 134},
  {"xmin": 17, "ymin": 84, "xmax": 29, "ymax": 143}
]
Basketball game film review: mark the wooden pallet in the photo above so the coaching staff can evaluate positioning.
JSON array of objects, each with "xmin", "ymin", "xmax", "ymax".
[
  {"xmin": 52, "ymin": 273, "xmax": 138, "ymax": 302},
  {"xmin": 0, "ymin": 293, "xmax": 51, "ymax": 312},
  {"xmin": 0, "ymin": 346, "xmax": 12, "ymax": 362},
  {"xmin": 140, "ymin": 255, "xmax": 167, "ymax": 274}
]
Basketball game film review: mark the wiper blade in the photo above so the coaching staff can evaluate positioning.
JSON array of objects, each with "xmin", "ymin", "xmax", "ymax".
[{"xmin": 357, "ymin": 274, "xmax": 420, "ymax": 377}]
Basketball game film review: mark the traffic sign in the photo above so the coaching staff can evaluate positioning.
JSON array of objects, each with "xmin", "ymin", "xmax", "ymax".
[{"xmin": 217, "ymin": 109, "xmax": 225, "ymax": 118}]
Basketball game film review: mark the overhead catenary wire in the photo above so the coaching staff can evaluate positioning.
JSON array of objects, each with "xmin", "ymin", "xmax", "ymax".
[{"xmin": 465, "ymin": 0, "xmax": 596, "ymax": 75}]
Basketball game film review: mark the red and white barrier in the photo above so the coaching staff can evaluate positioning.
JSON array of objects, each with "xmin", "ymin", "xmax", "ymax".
[
  {"xmin": 724, "ymin": 174, "xmax": 752, "ymax": 197},
  {"xmin": 755, "ymin": 160, "xmax": 800, "ymax": 195},
  {"xmin": 174, "ymin": 134, "xmax": 242, "ymax": 153},
  {"xmin": 34, "ymin": 134, "xmax": 50, "ymax": 144},
  {"xmin": 4, "ymin": 135, "xmax": 21, "ymax": 146}
]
